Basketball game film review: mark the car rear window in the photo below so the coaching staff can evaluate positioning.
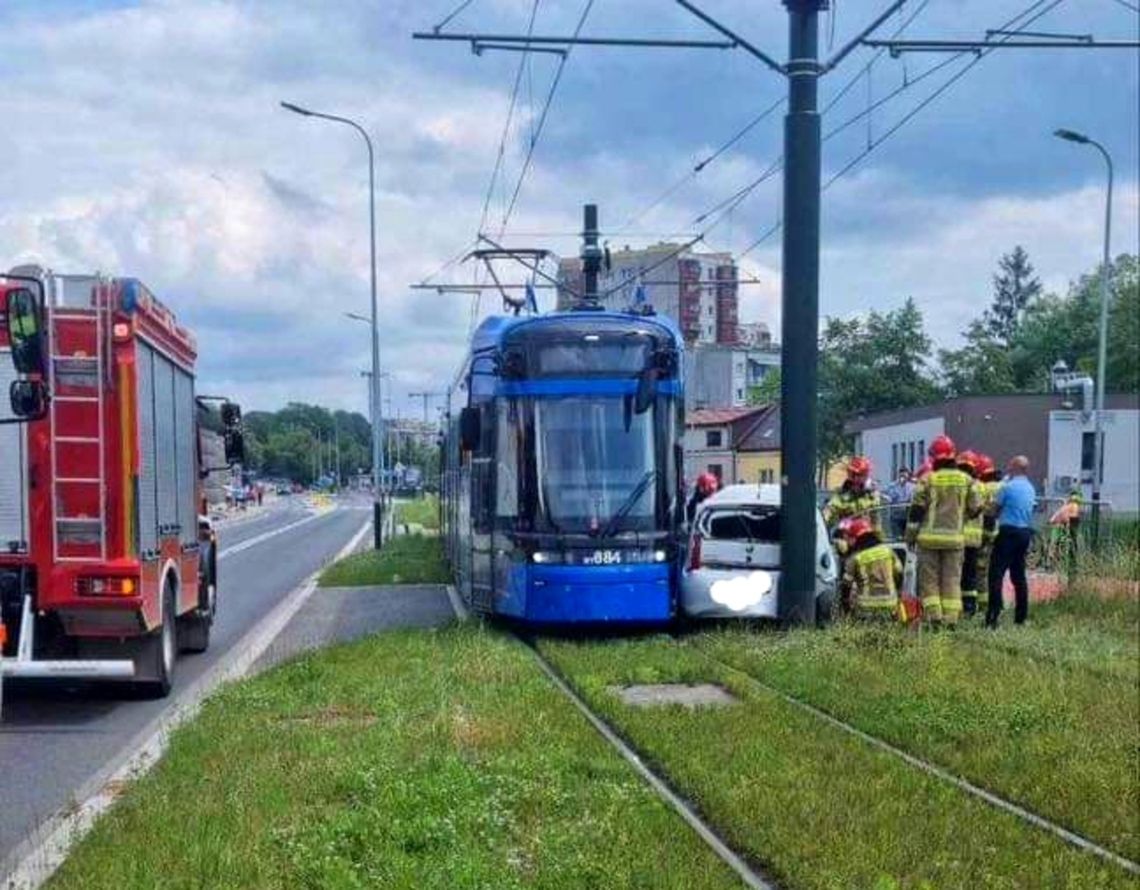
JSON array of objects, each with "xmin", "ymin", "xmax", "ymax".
[{"xmin": 701, "ymin": 507, "xmax": 780, "ymax": 542}]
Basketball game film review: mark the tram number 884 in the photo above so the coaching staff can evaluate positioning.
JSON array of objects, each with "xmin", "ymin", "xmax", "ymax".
[{"xmin": 582, "ymin": 550, "xmax": 623, "ymax": 566}]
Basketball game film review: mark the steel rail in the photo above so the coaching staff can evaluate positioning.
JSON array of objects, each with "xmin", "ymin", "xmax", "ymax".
[
  {"xmin": 692, "ymin": 646, "xmax": 1140, "ymax": 877},
  {"xmin": 522, "ymin": 638, "xmax": 777, "ymax": 890}
]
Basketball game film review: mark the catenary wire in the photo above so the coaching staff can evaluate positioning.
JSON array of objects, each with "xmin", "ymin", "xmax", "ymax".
[{"xmin": 432, "ymin": 0, "xmax": 478, "ymax": 33}]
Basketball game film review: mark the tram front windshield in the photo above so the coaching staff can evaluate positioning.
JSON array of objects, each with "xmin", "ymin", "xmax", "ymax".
[{"xmin": 533, "ymin": 396, "xmax": 659, "ymax": 535}]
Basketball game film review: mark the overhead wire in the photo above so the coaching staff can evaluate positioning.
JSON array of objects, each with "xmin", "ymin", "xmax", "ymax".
[
  {"xmin": 1107, "ymin": 0, "xmax": 1139, "ymax": 12},
  {"xmin": 498, "ymin": 0, "xmax": 596, "ymax": 232},
  {"xmin": 432, "ymin": 0, "xmax": 477, "ymax": 33},
  {"xmin": 735, "ymin": 0, "xmax": 1071, "ymax": 261}
]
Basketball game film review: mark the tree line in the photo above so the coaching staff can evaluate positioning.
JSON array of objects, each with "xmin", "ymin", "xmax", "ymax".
[
  {"xmin": 241, "ymin": 402, "xmax": 440, "ymax": 486},
  {"xmin": 750, "ymin": 248, "xmax": 1140, "ymax": 471}
]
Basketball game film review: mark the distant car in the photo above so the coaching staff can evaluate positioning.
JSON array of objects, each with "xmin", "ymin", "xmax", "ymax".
[{"xmin": 681, "ymin": 483, "xmax": 837, "ymax": 621}]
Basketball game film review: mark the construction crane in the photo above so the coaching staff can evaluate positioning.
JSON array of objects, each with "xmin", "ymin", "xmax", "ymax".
[{"xmin": 408, "ymin": 391, "xmax": 444, "ymax": 424}]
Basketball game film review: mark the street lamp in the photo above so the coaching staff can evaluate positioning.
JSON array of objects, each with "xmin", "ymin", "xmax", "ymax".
[
  {"xmin": 282, "ymin": 100, "xmax": 384, "ymax": 548},
  {"xmin": 346, "ymin": 311, "xmax": 387, "ymax": 495},
  {"xmin": 1054, "ymin": 127, "xmax": 1114, "ymax": 546}
]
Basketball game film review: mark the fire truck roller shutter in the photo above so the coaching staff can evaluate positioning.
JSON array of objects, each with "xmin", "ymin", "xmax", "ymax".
[
  {"xmin": 153, "ymin": 353, "xmax": 178, "ymax": 538},
  {"xmin": 0, "ymin": 349, "xmax": 30, "ymax": 552},
  {"xmin": 173, "ymin": 369, "xmax": 196, "ymax": 547},
  {"xmin": 136, "ymin": 342, "xmax": 158, "ymax": 556}
]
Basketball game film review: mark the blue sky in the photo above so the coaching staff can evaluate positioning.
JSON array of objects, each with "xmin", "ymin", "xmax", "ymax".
[{"xmin": 0, "ymin": 0, "xmax": 1136, "ymax": 417}]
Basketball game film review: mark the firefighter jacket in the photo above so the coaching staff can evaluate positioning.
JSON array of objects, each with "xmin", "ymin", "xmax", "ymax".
[
  {"xmin": 844, "ymin": 542, "xmax": 902, "ymax": 610},
  {"xmin": 980, "ymin": 480, "xmax": 1000, "ymax": 545},
  {"xmin": 964, "ymin": 496, "xmax": 984, "ymax": 548},
  {"xmin": 823, "ymin": 485, "xmax": 883, "ymax": 531},
  {"xmin": 905, "ymin": 467, "xmax": 982, "ymax": 550}
]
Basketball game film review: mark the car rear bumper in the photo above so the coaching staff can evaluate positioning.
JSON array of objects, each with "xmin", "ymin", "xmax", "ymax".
[{"xmin": 682, "ymin": 567, "xmax": 835, "ymax": 619}]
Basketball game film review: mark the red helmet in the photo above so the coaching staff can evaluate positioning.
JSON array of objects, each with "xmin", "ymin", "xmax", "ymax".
[
  {"xmin": 956, "ymin": 449, "xmax": 979, "ymax": 477},
  {"xmin": 847, "ymin": 456, "xmax": 872, "ymax": 479},
  {"xmin": 976, "ymin": 453, "xmax": 996, "ymax": 480},
  {"xmin": 928, "ymin": 435, "xmax": 956, "ymax": 462},
  {"xmin": 843, "ymin": 516, "xmax": 875, "ymax": 544},
  {"xmin": 915, "ymin": 458, "xmax": 934, "ymax": 480},
  {"xmin": 696, "ymin": 472, "xmax": 719, "ymax": 495}
]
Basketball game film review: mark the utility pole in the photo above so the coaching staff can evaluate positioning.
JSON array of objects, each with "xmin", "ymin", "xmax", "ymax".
[
  {"xmin": 779, "ymin": 0, "xmax": 826, "ymax": 624},
  {"xmin": 409, "ymin": 391, "xmax": 444, "ymax": 424}
]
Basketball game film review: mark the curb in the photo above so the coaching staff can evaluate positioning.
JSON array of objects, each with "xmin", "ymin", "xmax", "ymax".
[{"xmin": 1, "ymin": 519, "xmax": 372, "ymax": 890}]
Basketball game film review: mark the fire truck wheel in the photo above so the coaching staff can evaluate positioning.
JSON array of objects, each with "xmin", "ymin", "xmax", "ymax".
[
  {"xmin": 136, "ymin": 581, "xmax": 177, "ymax": 698},
  {"xmin": 178, "ymin": 584, "xmax": 214, "ymax": 654}
]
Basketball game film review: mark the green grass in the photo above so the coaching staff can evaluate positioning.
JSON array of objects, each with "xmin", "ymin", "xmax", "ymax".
[
  {"xmin": 396, "ymin": 495, "xmax": 440, "ymax": 530},
  {"xmin": 48, "ymin": 626, "xmax": 740, "ymax": 890},
  {"xmin": 697, "ymin": 593, "xmax": 1139, "ymax": 863},
  {"xmin": 319, "ymin": 534, "xmax": 449, "ymax": 587},
  {"xmin": 540, "ymin": 635, "xmax": 1136, "ymax": 889}
]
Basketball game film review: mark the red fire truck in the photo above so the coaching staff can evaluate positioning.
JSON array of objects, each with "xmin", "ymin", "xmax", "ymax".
[{"xmin": 0, "ymin": 266, "xmax": 244, "ymax": 702}]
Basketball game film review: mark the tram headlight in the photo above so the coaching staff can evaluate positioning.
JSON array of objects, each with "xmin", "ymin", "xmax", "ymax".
[
  {"xmin": 653, "ymin": 549, "xmax": 668, "ymax": 563},
  {"xmin": 531, "ymin": 551, "xmax": 564, "ymax": 564}
]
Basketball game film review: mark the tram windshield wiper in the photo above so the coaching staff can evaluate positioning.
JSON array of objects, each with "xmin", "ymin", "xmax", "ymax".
[{"xmin": 597, "ymin": 470, "xmax": 656, "ymax": 539}]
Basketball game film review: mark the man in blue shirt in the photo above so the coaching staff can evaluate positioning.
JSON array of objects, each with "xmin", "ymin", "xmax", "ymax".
[{"xmin": 986, "ymin": 455, "xmax": 1037, "ymax": 627}]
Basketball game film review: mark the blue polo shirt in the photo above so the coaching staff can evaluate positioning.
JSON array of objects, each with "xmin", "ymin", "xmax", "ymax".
[{"xmin": 996, "ymin": 475, "xmax": 1036, "ymax": 529}]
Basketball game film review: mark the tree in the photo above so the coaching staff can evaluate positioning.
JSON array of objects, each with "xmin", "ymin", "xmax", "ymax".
[
  {"xmin": 747, "ymin": 368, "xmax": 781, "ymax": 406},
  {"xmin": 819, "ymin": 298, "xmax": 942, "ymax": 472},
  {"xmin": 985, "ymin": 246, "xmax": 1041, "ymax": 346}
]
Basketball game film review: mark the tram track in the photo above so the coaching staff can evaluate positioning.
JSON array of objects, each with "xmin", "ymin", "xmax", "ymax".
[
  {"xmin": 685, "ymin": 641, "xmax": 1140, "ymax": 878},
  {"xmin": 517, "ymin": 633, "xmax": 778, "ymax": 890}
]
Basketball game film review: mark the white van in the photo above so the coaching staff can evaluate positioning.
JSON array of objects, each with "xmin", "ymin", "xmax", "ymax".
[{"xmin": 681, "ymin": 483, "xmax": 837, "ymax": 620}]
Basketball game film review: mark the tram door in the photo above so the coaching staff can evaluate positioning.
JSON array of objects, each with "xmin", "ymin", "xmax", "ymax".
[{"xmin": 469, "ymin": 363, "xmax": 496, "ymax": 612}]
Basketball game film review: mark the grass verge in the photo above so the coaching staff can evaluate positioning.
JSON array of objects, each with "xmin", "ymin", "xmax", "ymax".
[
  {"xmin": 48, "ymin": 626, "xmax": 741, "ymax": 890},
  {"xmin": 319, "ymin": 534, "xmax": 448, "ymax": 587},
  {"xmin": 396, "ymin": 495, "xmax": 440, "ymax": 530},
  {"xmin": 697, "ymin": 592, "xmax": 1139, "ymax": 862},
  {"xmin": 540, "ymin": 635, "xmax": 1136, "ymax": 889}
]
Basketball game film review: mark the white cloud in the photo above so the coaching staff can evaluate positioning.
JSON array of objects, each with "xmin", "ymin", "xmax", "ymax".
[{"xmin": 0, "ymin": 0, "xmax": 1136, "ymax": 419}]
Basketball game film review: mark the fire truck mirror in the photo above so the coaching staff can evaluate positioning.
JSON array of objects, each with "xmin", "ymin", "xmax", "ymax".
[
  {"xmin": 224, "ymin": 429, "xmax": 246, "ymax": 466},
  {"xmin": 5, "ymin": 287, "xmax": 47, "ymax": 376},
  {"xmin": 9, "ymin": 379, "xmax": 48, "ymax": 421},
  {"xmin": 220, "ymin": 401, "xmax": 242, "ymax": 428}
]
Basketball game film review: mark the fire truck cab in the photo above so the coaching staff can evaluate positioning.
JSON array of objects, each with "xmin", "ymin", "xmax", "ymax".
[{"xmin": 0, "ymin": 267, "xmax": 244, "ymax": 702}]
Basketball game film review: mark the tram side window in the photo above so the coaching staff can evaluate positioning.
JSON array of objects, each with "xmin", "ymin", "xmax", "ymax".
[
  {"xmin": 497, "ymin": 400, "xmax": 519, "ymax": 522},
  {"xmin": 471, "ymin": 400, "xmax": 495, "ymax": 533}
]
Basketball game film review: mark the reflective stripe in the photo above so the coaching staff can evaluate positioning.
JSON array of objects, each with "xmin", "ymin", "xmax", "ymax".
[{"xmin": 942, "ymin": 598, "xmax": 963, "ymax": 614}]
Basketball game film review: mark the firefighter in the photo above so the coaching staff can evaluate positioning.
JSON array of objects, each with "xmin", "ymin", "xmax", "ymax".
[
  {"xmin": 841, "ymin": 516, "xmax": 903, "ymax": 620},
  {"xmin": 974, "ymin": 453, "xmax": 1000, "ymax": 615},
  {"xmin": 957, "ymin": 450, "xmax": 983, "ymax": 617},
  {"xmin": 686, "ymin": 472, "xmax": 719, "ymax": 523},
  {"xmin": 905, "ymin": 435, "xmax": 983, "ymax": 626},
  {"xmin": 823, "ymin": 456, "xmax": 883, "ymax": 534}
]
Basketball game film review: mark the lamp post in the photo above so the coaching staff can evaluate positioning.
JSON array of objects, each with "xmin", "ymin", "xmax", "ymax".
[
  {"xmin": 346, "ymin": 310, "xmax": 387, "ymax": 505},
  {"xmin": 282, "ymin": 100, "xmax": 383, "ymax": 548},
  {"xmin": 1054, "ymin": 128, "xmax": 1114, "ymax": 546}
]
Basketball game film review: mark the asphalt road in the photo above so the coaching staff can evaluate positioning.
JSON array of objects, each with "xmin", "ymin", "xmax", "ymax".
[{"xmin": 0, "ymin": 496, "xmax": 370, "ymax": 871}]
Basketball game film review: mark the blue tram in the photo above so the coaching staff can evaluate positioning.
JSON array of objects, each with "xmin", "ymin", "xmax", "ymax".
[{"xmin": 441, "ymin": 307, "xmax": 686, "ymax": 624}]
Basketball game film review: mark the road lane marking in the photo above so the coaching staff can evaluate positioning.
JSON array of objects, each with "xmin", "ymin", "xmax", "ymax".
[
  {"xmin": 217, "ymin": 509, "xmax": 333, "ymax": 560},
  {"xmin": 2, "ymin": 519, "xmax": 372, "ymax": 890}
]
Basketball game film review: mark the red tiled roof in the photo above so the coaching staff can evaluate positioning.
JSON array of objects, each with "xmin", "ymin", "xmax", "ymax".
[{"xmin": 687, "ymin": 406, "xmax": 768, "ymax": 427}]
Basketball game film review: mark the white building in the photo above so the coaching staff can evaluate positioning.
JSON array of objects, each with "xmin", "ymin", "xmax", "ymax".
[{"xmin": 846, "ymin": 393, "xmax": 1140, "ymax": 513}]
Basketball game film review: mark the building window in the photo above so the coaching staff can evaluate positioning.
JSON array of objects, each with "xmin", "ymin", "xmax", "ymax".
[
  {"xmin": 760, "ymin": 468, "xmax": 774, "ymax": 484},
  {"xmin": 908, "ymin": 441, "xmax": 916, "ymax": 472},
  {"xmin": 891, "ymin": 444, "xmax": 898, "ymax": 479},
  {"xmin": 918, "ymin": 440, "xmax": 925, "ymax": 465},
  {"xmin": 708, "ymin": 464, "xmax": 723, "ymax": 482},
  {"xmin": 706, "ymin": 430, "xmax": 723, "ymax": 448},
  {"xmin": 1080, "ymin": 431, "xmax": 1102, "ymax": 480}
]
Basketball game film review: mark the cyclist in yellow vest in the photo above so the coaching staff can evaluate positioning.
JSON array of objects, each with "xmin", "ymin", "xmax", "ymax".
[
  {"xmin": 905, "ymin": 435, "xmax": 983, "ymax": 625},
  {"xmin": 974, "ymin": 453, "xmax": 1000, "ymax": 614},
  {"xmin": 956, "ymin": 450, "xmax": 984, "ymax": 617},
  {"xmin": 840, "ymin": 516, "xmax": 903, "ymax": 620}
]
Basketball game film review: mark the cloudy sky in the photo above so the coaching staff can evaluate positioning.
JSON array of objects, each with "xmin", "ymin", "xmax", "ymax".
[{"xmin": 1, "ymin": 0, "xmax": 1136, "ymax": 418}]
